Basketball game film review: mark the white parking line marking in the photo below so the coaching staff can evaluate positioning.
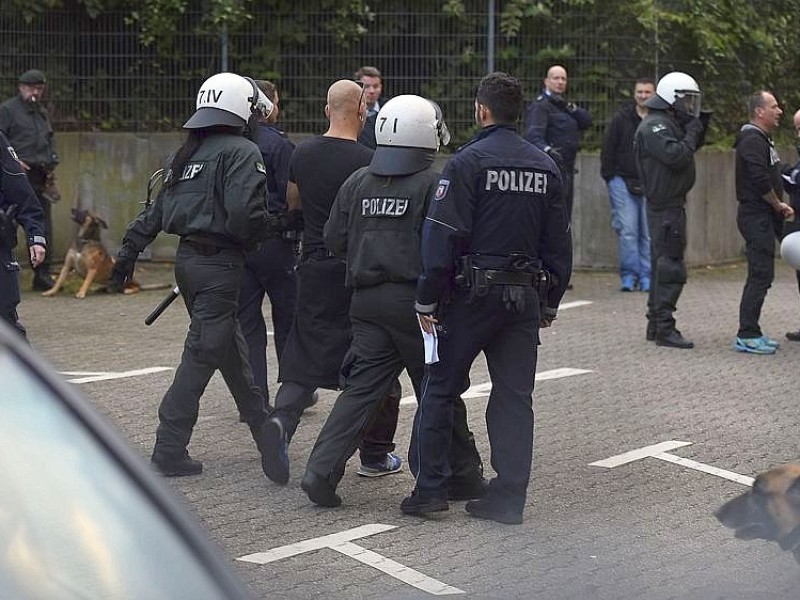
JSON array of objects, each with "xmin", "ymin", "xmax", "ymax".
[
  {"xmin": 590, "ymin": 440, "xmax": 755, "ymax": 487},
  {"xmin": 589, "ymin": 441, "xmax": 692, "ymax": 468},
  {"xmin": 64, "ymin": 367, "xmax": 174, "ymax": 384},
  {"xmin": 400, "ymin": 367, "xmax": 593, "ymax": 405},
  {"xmin": 559, "ymin": 300, "xmax": 592, "ymax": 310},
  {"xmin": 238, "ymin": 524, "xmax": 464, "ymax": 595},
  {"xmin": 334, "ymin": 542, "xmax": 464, "ymax": 595}
]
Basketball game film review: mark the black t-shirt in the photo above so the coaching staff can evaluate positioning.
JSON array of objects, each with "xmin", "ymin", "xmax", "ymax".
[{"xmin": 289, "ymin": 136, "xmax": 373, "ymax": 251}]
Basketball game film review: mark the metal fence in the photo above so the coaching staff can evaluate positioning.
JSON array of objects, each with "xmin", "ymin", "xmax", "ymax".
[{"xmin": 0, "ymin": 3, "xmax": 729, "ymax": 148}]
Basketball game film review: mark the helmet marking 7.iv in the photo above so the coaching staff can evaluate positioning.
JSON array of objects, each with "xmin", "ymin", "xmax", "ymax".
[{"xmin": 184, "ymin": 72, "xmax": 274, "ymax": 129}]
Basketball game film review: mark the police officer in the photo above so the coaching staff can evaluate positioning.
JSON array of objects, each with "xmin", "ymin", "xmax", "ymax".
[
  {"xmin": 260, "ymin": 79, "xmax": 404, "ymax": 486},
  {"xmin": 108, "ymin": 72, "xmax": 278, "ymax": 478},
  {"xmin": 784, "ymin": 108, "xmax": 800, "ymax": 342},
  {"xmin": 238, "ymin": 80, "xmax": 298, "ymax": 402},
  {"xmin": 523, "ymin": 64, "xmax": 592, "ymax": 222},
  {"xmin": 634, "ymin": 72, "xmax": 706, "ymax": 349},
  {"xmin": 0, "ymin": 69, "xmax": 59, "ymax": 291},
  {"xmin": 400, "ymin": 72, "xmax": 572, "ymax": 525},
  {"xmin": 301, "ymin": 95, "xmax": 485, "ymax": 508},
  {"xmin": 0, "ymin": 131, "xmax": 47, "ymax": 338}
]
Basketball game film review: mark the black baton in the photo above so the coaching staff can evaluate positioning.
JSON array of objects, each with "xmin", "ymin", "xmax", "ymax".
[{"xmin": 145, "ymin": 285, "xmax": 180, "ymax": 326}]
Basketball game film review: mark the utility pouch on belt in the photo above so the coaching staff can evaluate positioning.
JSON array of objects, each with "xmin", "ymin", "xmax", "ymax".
[
  {"xmin": 0, "ymin": 205, "xmax": 18, "ymax": 249},
  {"xmin": 664, "ymin": 222, "xmax": 684, "ymax": 259}
]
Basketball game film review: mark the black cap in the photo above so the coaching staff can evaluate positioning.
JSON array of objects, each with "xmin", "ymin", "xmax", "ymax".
[{"xmin": 19, "ymin": 69, "xmax": 46, "ymax": 84}]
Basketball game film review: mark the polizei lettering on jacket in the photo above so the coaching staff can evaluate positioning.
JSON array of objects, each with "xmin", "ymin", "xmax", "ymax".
[
  {"xmin": 361, "ymin": 197, "xmax": 409, "ymax": 218},
  {"xmin": 484, "ymin": 169, "xmax": 547, "ymax": 194}
]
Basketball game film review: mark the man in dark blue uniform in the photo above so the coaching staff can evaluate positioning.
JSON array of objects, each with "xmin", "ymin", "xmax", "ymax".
[
  {"xmin": 400, "ymin": 72, "xmax": 572, "ymax": 525},
  {"xmin": 524, "ymin": 64, "xmax": 591, "ymax": 222},
  {"xmin": 238, "ymin": 80, "xmax": 298, "ymax": 402},
  {"xmin": 0, "ymin": 131, "xmax": 47, "ymax": 338}
]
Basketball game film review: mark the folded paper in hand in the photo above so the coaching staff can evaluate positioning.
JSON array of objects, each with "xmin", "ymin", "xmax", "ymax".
[{"xmin": 417, "ymin": 314, "xmax": 439, "ymax": 364}]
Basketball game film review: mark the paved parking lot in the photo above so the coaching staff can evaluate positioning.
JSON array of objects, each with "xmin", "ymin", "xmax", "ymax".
[{"xmin": 18, "ymin": 260, "xmax": 800, "ymax": 599}]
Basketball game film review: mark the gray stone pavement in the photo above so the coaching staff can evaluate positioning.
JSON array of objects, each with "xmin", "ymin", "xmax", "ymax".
[{"xmin": 17, "ymin": 260, "xmax": 800, "ymax": 599}]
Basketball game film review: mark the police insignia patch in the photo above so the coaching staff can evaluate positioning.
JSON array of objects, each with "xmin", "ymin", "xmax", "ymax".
[
  {"xmin": 652, "ymin": 124, "xmax": 666, "ymax": 133},
  {"xmin": 255, "ymin": 162, "xmax": 267, "ymax": 174},
  {"xmin": 434, "ymin": 179, "xmax": 450, "ymax": 201}
]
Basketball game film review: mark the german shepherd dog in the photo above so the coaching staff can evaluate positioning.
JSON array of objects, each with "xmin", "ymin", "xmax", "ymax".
[
  {"xmin": 716, "ymin": 464, "xmax": 800, "ymax": 563},
  {"xmin": 42, "ymin": 208, "xmax": 115, "ymax": 299}
]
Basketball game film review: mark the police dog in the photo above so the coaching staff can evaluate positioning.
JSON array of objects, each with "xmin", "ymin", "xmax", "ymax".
[
  {"xmin": 715, "ymin": 464, "xmax": 800, "ymax": 563},
  {"xmin": 42, "ymin": 208, "xmax": 115, "ymax": 299}
]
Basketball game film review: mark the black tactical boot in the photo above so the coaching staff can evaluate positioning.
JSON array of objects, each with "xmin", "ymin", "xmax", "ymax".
[
  {"xmin": 400, "ymin": 489, "xmax": 449, "ymax": 516},
  {"xmin": 151, "ymin": 452, "xmax": 203, "ymax": 477},
  {"xmin": 301, "ymin": 471, "xmax": 342, "ymax": 508},
  {"xmin": 656, "ymin": 330, "xmax": 694, "ymax": 349},
  {"xmin": 32, "ymin": 271, "xmax": 54, "ymax": 291}
]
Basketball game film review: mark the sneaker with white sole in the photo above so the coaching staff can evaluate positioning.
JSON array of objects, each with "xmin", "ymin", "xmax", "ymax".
[
  {"xmin": 733, "ymin": 337, "xmax": 777, "ymax": 355},
  {"xmin": 758, "ymin": 335, "xmax": 780, "ymax": 349},
  {"xmin": 357, "ymin": 452, "xmax": 403, "ymax": 477}
]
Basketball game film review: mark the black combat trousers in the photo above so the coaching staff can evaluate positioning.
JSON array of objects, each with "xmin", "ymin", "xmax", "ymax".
[
  {"xmin": 239, "ymin": 237, "xmax": 298, "ymax": 402},
  {"xmin": 25, "ymin": 166, "xmax": 53, "ymax": 277},
  {"xmin": 646, "ymin": 205, "xmax": 687, "ymax": 337},
  {"xmin": 413, "ymin": 285, "xmax": 539, "ymax": 515},
  {"xmin": 736, "ymin": 208, "xmax": 782, "ymax": 339},
  {"xmin": 304, "ymin": 283, "xmax": 483, "ymax": 489},
  {"xmin": 272, "ymin": 256, "xmax": 402, "ymax": 459},
  {"xmin": 0, "ymin": 244, "xmax": 25, "ymax": 337},
  {"xmin": 152, "ymin": 242, "xmax": 266, "ymax": 461}
]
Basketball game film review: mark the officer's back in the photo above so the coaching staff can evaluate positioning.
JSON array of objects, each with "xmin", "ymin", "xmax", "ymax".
[{"xmin": 457, "ymin": 126, "xmax": 563, "ymax": 261}]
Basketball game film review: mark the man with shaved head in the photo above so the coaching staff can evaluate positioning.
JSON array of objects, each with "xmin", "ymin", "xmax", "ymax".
[
  {"xmin": 524, "ymin": 65, "xmax": 591, "ymax": 225},
  {"xmin": 260, "ymin": 79, "xmax": 404, "ymax": 485}
]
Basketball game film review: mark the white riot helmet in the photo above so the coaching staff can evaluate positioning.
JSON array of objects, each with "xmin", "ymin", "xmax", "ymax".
[
  {"xmin": 781, "ymin": 231, "xmax": 800, "ymax": 270},
  {"xmin": 644, "ymin": 71, "xmax": 702, "ymax": 117},
  {"xmin": 183, "ymin": 72, "xmax": 273, "ymax": 129},
  {"xmin": 370, "ymin": 94, "xmax": 451, "ymax": 176}
]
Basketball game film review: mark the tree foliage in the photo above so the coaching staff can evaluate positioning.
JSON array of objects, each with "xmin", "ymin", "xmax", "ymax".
[{"xmin": 4, "ymin": 0, "xmax": 800, "ymax": 146}]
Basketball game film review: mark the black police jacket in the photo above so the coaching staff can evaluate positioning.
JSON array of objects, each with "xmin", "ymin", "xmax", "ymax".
[
  {"xmin": 634, "ymin": 109, "xmax": 697, "ymax": 210},
  {"xmin": 416, "ymin": 125, "xmax": 572, "ymax": 314},
  {"xmin": 0, "ymin": 131, "xmax": 46, "ymax": 249},
  {"xmin": 523, "ymin": 91, "xmax": 592, "ymax": 168},
  {"xmin": 256, "ymin": 122, "xmax": 294, "ymax": 214},
  {"xmin": 121, "ymin": 132, "xmax": 269, "ymax": 253},
  {"xmin": 324, "ymin": 166, "xmax": 437, "ymax": 288},
  {"xmin": 0, "ymin": 95, "xmax": 57, "ymax": 167}
]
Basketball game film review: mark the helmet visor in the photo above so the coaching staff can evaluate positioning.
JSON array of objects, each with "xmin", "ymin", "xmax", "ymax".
[
  {"xmin": 675, "ymin": 91, "xmax": 701, "ymax": 118},
  {"xmin": 428, "ymin": 100, "xmax": 451, "ymax": 146}
]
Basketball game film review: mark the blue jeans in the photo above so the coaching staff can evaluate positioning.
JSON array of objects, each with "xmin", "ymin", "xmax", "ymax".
[{"xmin": 608, "ymin": 176, "xmax": 651, "ymax": 283}]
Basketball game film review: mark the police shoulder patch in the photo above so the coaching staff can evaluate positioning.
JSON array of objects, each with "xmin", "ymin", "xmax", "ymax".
[
  {"xmin": 651, "ymin": 123, "xmax": 667, "ymax": 133},
  {"xmin": 434, "ymin": 179, "xmax": 450, "ymax": 201},
  {"xmin": 255, "ymin": 162, "xmax": 267, "ymax": 174}
]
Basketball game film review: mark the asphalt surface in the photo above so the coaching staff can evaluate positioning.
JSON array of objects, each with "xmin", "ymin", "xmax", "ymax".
[{"xmin": 18, "ymin": 259, "xmax": 800, "ymax": 599}]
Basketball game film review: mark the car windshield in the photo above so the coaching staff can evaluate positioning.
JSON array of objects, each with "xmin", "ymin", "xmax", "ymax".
[{"xmin": 0, "ymin": 349, "xmax": 229, "ymax": 600}]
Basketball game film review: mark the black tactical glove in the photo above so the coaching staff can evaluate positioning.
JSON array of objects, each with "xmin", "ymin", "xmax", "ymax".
[
  {"xmin": 276, "ymin": 208, "xmax": 303, "ymax": 242},
  {"xmin": 682, "ymin": 117, "xmax": 705, "ymax": 152},
  {"xmin": 107, "ymin": 245, "xmax": 137, "ymax": 293},
  {"xmin": 546, "ymin": 147, "xmax": 565, "ymax": 172},
  {"xmin": 502, "ymin": 285, "xmax": 526, "ymax": 315},
  {"xmin": 547, "ymin": 94, "xmax": 568, "ymax": 110}
]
